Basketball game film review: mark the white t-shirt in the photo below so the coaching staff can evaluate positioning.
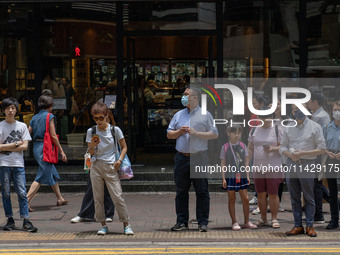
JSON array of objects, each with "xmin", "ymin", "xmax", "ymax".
[
  {"xmin": 86, "ymin": 125, "xmax": 124, "ymax": 164},
  {"xmin": 248, "ymin": 125, "xmax": 283, "ymax": 168},
  {"xmin": 0, "ymin": 120, "xmax": 32, "ymax": 167}
]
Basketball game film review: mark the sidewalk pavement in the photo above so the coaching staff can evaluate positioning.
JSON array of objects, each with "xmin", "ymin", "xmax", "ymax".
[{"xmin": 0, "ymin": 191, "xmax": 339, "ymax": 244}]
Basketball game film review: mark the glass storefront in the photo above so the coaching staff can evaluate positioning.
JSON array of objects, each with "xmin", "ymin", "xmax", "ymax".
[{"xmin": 0, "ymin": 1, "xmax": 339, "ymax": 163}]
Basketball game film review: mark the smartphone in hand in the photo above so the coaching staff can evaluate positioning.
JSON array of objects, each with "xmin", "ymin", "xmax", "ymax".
[{"xmin": 92, "ymin": 134, "xmax": 99, "ymax": 142}]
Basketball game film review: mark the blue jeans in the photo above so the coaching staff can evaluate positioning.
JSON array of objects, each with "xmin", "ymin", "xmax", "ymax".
[
  {"xmin": 0, "ymin": 167, "xmax": 29, "ymax": 218},
  {"xmin": 174, "ymin": 152, "xmax": 210, "ymax": 226}
]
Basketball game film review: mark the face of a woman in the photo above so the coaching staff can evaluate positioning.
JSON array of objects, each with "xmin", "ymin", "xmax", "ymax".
[
  {"xmin": 93, "ymin": 113, "xmax": 108, "ymax": 129},
  {"xmin": 253, "ymin": 98, "xmax": 262, "ymax": 110},
  {"xmin": 275, "ymin": 99, "xmax": 281, "ymax": 116},
  {"xmin": 333, "ymin": 103, "xmax": 340, "ymax": 112}
]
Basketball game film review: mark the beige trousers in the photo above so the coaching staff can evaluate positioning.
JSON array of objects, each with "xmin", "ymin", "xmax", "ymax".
[{"xmin": 90, "ymin": 160, "xmax": 130, "ymax": 222}]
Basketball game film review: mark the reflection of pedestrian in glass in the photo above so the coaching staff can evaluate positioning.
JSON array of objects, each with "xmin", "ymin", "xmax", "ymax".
[
  {"xmin": 167, "ymin": 86, "xmax": 218, "ymax": 232},
  {"xmin": 307, "ymin": 91, "xmax": 330, "ymax": 224},
  {"xmin": 26, "ymin": 95, "xmax": 68, "ymax": 211},
  {"xmin": 0, "ymin": 98, "xmax": 38, "ymax": 232},
  {"xmin": 248, "ymin": 108, "xmax": 284, "ymax": 229},
  {"xmin": 323, "ymin": 100, "xmax": 340, "ymax": 230},
  {"xmin": 280, "ymin": 104, "xmax": 326, "ymax": 237},
  {"xmin": 220, "ymin": 125, "xmax": 257, "ymax": 231},
  {"xmin": 144, "ymin": 74, "xmax": 160, "ymax": 105}
]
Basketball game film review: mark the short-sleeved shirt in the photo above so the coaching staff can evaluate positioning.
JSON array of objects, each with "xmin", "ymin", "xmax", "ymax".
[
  {"xmin": 323, "ymin": 120, "xmax": 340, "ymax": 152},
  {"xmin": 0, "ymin": 120, "xmax": 32, "ymax": 167},
  {"xmin": 143, "ymin": 88, "xmax": 155, "ymax": 104},
  {"xmin": 219, "ymin": 142, "xmax": 249, "ymax": 161},
  {"xmin": 279, "ymin": 118, "xmax": 326, "ymax": 159},
  {"xmin": 167, "ymin": 106, "xmax": 218, "ymax": 153},
  {"xmin": 248, "ymin": 125, "xmax": 283, "ymax": 168},
  {"xmin": 312, "ymin": 107, "xmax": 330, "ymax": 128},
  {"xmin": 86, "ymin": 125, "xmax": 124, "ymax": 164}
]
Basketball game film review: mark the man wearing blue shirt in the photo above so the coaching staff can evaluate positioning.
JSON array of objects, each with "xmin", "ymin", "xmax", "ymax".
[
  {"xmin": 307, "ymin": 91, "xmax": 330, "ymax": 224},
  {"xmin": 324, "ymin": 100, "xmax": 340, "ymax": 230},
  {"xmin": 280, "ymin": 104, "xmax": 326, "ymax": 237},
  {"xmin": 167, "ymin": 86, "xmax": 218, "ymax": 232}
]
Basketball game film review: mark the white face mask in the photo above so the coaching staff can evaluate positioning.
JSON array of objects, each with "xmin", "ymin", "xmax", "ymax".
[{"xmin": 333, "ymin": 111, "xmax": 340, "ymax": 120}]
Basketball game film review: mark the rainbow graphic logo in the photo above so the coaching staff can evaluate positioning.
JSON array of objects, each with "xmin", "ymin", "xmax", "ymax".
[{"xmin": 199, "ymin": 83, "xmax": 223, "ymax": 107}]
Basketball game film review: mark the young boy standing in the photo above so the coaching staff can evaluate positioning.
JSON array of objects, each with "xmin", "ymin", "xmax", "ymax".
[{"xmin": 0, "ymin": 97, "xmax": 37, "ymax": 232}]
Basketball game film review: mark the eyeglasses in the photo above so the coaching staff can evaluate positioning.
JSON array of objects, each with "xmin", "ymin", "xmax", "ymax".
[{"xmin": 92, "ymin": 116, "xmax": 105, "ymax": 121}]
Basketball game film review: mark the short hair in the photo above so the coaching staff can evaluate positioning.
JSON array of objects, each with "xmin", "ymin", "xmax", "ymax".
[
  {"xmin": 258, "ymin": 106, "xmax": 273, "ymax": 119},
  {"xmin": 310, "ymin": 91, "xmax": 325, "ymax": 106},
  {"xmin": 187, "ymin": 85, "xmax": 202, "ymax": 98},
  {"xmin": 38, "ymin": 95, "xmax": 54, "ymax": 110},
  {"xmin": 91, "ymin": 102, "xmax": 109, "ymax": 116},
  {"xmin": 226, "ymin": 124, "xmax": 243, "ymax": 134},
  {"xmin": 1, "ymin": 97, "xmax": 19, "ymax": 113},
  {"xmin": 147, "ymin": 74, "xmax": 155, "ymax": 81},
  {"xmin": 334, "ymin": 100, "xmax": 340, "ymax": 107},
  {"xmin": 42, "ymin": 89, "xmax": 52, "ymax": 96},
  {"xmin": 254, "ymin": 94, "xmax": 269, "ymax": 106}
]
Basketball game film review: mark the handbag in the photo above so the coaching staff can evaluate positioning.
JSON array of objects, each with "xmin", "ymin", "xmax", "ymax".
[
  {"xmin": 113, "ymin": 126, "xmax": 133, "ymax": 180},
  {"xmin": 84, "ymin": 149, "xmax": 92, "ymax": 172},
  {"xmin": 43, "ymin": 113, "xmax": 59, "ymax": 163}
]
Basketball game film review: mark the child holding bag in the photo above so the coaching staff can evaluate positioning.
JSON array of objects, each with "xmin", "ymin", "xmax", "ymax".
[{"xmin": 220, "ymin": 125, "xmax": 257, "ymax": 231}]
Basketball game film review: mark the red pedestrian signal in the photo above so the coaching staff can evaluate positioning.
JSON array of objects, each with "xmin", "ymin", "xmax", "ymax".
[{"xmin": 74, "ymin": 46, "xmax": 81, "ymax": 57}]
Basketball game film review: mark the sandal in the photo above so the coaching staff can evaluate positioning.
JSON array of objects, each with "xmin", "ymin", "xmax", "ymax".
[
  {"xmin": 256, "ymin": 218, "xmax": 269, "ymax": 227},
  {"xmin": 271, "ymin": 219, "xmax": 280, "ymax": 228},
  {"xmin": 56, "ymin": 199, "xmax": 69, "ymax": 206},
  {"xmin": 243, "ymin": 221, "xmax": 258, "ymax": 229},
  {"xmin": 231, "ymin": 222, "xmax": 241, "ymax": 231}
]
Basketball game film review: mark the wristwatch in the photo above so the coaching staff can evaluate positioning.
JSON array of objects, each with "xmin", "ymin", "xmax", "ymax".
[{"xmin": 15, "ymin": 141, "xmax": 19, "ymax": 147}]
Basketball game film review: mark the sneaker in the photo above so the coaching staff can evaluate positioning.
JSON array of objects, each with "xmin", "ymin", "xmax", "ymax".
[
  {"xmin": 252, "ymin": 207, "xmax": 260, "ymax": 215},
  {"xmin": 3, "ymin": 218, "xmax": 15, "ymax": 231},
  {"xmin": 124, "ymin": 225, "xmax": 134, "ymax": 235},
  {"xmin": 22, "ymin": 219, "xmax": 38, "ymax": 232},
  {"xmin": 198, "ymin": 224, "xmax": 208, "ymax": 232},
  {"xmin": 105, "ymin": 218, "xmax": 113, "ymax": 223},
  {"xmin": 70, "ymin": 216, "xmax": 85, "ymax": 223},
  {"xmin": 278, "ymin": 206, "xmax": 285, "ymax": 212},
  {"xmin": 97, "ymin": 226, "xmax": 108, "ymax": 235},
  {"xmin": 314, "ymin": 219, "xmax": 325, "ymax": 224},
  {"xmin": 249, "ymin": 196, "xmax": 258, "ymax": 205},
  {"xmin": 171, "ymin": 223, "xmax": 188, "ymax": 231}
]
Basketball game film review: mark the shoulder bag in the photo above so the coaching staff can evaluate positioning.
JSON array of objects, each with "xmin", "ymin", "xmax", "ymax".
[
  {"xmin": 43, "ymin": 113, "xmax": 59, "ymax": 163},
  {"xmin": 113, "ymin": 126, "xmax": 133, "ymax": 180}
]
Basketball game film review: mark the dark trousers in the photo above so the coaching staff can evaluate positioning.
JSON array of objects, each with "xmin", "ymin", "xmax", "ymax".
[
  {"xmin": 78, "ymin": 174, "xmax": 115, "ymax": 219},
  {"xmin": 327, "ymin": 158, "xmax": 339, "ymax": 223},
  {"xmin": 314, "ymin": 155, "xmax": 330, "ymax": 220},
  {"xmin": 278, "ymin": 181, "xmax": 284, "ymax": 202},
  {"xmin": 174, "ymin": 152, "xmax": 210, "ymax": 226}
]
